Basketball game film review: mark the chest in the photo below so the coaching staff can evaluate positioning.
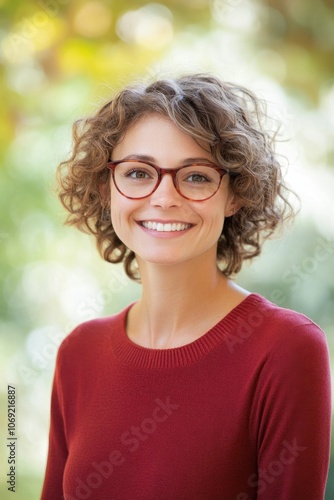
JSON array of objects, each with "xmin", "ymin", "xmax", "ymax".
[{"xmin": 62, "ymin": 364, "xmax": 257, "ymax": 499}]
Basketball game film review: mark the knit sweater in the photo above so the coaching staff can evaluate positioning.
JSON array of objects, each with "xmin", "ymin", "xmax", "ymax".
[{"xmin": 41, "ymin": 294, "xmax": 331, "ymax": 500}]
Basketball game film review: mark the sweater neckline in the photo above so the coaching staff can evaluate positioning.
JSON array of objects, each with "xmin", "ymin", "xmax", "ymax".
[{"xmin": 112, "ymin": 293, "xmax": 265, "ymax": 369}]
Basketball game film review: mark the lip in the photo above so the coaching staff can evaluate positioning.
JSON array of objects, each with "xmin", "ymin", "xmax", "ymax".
[
  {"xmin": 136, "ymin": 220, "xmax": 194, "ymax": 237},
  {"xmin": 139, "ymin": 219, "xmax": 193, "ymax": 224}
]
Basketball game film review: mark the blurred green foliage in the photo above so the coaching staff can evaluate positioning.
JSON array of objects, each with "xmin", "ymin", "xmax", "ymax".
[{"xmin": 0, "ymin": 0, "xmax": 333, "ymax": 498}]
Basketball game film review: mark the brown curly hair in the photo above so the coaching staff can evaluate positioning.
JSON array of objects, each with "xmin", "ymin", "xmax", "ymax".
[{"xmin": 57, "ymin": 73, "xmax": 295, "ymax": 280}]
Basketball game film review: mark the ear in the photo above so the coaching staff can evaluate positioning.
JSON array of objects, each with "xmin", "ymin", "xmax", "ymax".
[{"xmin": 225, "ymin": 194, "xmax": 242, "ymax": 218}]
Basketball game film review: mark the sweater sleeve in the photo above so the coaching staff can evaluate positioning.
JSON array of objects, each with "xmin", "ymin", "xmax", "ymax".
[
  {"xmin": 40, "ymin": 341, "xmax": 68, "ymax": 499},
  {"xmin": 249, "ymin": 322, "xmax": 331, "ymax": 499}
]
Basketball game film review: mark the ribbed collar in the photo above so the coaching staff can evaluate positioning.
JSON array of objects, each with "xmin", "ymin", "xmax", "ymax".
[{"xmin": 111, "ymin": 293, "xmax": 265, "ymax": 369}]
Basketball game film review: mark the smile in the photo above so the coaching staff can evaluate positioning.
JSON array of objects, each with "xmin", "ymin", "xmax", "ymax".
[{"xmin": 140, "ymin": 221, "xmax": 192, "ymax": 232}]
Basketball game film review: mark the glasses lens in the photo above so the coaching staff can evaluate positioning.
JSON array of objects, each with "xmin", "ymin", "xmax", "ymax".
[
  {"xmin": 176, "ymin": 165, "xmax": 221, "ymax": 200},
  {"xmin": 114, "ymin": 161, "xmax": 158, "ymax": 198}
]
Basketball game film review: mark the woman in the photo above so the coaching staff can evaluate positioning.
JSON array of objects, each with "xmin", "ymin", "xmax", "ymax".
[{"xmin": 41, "ymin": 74, "xmax": 331, "ymax": 499}]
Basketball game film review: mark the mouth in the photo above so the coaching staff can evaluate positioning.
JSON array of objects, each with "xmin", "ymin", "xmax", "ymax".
[{"xmin": 139, "ymin": 221, "xmax": 193, "ymax": 232}]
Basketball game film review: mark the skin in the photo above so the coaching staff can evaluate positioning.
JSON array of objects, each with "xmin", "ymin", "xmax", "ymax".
[{"xmin": 108, "ymin": 113, "xmax": 249, "ymax": 349}]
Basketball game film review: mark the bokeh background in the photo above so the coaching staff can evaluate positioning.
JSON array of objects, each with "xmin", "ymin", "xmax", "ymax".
[{"xmin": 0, "ymin": 0, "xmax": 334, "ymax": 498}]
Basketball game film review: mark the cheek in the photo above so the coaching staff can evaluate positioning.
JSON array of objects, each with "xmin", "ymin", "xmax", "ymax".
[
  {"xmin": 111, "ymin": 204, "xmax": 126, "ymax": 232},
  {"xmin": 110, "ymin": 189, "xmax": 140, "ymax": 244},
  {"xmin": 196, "ymin": 196, "xmax": 226, "ymax": 225},
  {"xmin": 110, "ymin": 189, "xmax": 127, "ymax": 236}
]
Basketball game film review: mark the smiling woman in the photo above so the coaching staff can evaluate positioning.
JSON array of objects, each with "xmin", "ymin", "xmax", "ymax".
[
  {"xmin": 106, "ymin": 113, "xmax": 235, "ymax": 271},
  {"xmin": 41, "ymin": 74, "xmax": 331, "ymax": 500}
]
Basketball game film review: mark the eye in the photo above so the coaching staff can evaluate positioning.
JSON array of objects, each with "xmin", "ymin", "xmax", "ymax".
[
  {"xmin": 178, "ymin": 165, "xmax": 218, "ymax": 185},
  {"xmin": 126, "ymin": 169, "xmax": 152, "ymax": 179},
  {"xmin": 185, "ymin": 172, "xmax": 211, "ymax": 183},
  {"xmin": 118, "ymin": 162, "xmax": 156, "ymax": 180}
]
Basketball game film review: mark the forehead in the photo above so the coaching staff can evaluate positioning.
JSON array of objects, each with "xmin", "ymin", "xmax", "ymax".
[{"xmin": 112, "ymin": 113, "xmax": 213, "ymax": 162}]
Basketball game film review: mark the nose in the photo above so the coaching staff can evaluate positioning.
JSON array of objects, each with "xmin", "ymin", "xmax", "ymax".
[{"xmin": 149, "ymin": 171, "xmax": 183, "ymax": 208}]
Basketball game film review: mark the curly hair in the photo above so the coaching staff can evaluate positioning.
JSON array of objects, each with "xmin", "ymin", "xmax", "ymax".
[{"xmin": 57, "ymin": 73, "xmax": 295, "ymax": 280}]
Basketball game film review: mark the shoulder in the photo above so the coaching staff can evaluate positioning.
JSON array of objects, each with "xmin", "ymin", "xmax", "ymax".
[
  {"xmin": 249, "ymin": 293, "xmax": 326, "ymax": 338},
  {"xmin": 56, "ymin": 303, "xmax": 132, "ymax": 362},
  {"xmin": 237, "ymin": 293, "xmax": 329, "ymax": 363},
  {"xmin": 247, "ymin": 294, "xmax": 329, "ymax": 369}
]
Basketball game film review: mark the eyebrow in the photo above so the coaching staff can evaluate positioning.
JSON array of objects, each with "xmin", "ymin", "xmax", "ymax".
[{"xmin": 118, "ymin": 154, "xmax": 217, "ymax": 165}]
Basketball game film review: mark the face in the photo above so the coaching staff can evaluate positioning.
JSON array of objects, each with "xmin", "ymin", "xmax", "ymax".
[{"xmin": 109, "ymin": 114, "xmax": 235, "ymax": 269}]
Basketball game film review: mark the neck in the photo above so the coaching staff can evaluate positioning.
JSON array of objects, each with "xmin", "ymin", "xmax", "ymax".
[
  {"xmin": 140, "ymin": 256, "xmax": 223, "ymax": 314},
  {"xmin": 127, "ymin": 252, "xmax": 248, "ymax": 349}
]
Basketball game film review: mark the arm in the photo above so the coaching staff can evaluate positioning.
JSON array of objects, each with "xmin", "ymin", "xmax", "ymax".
[
  {"xmin": 41, "ymin": 346, "xmax": 68, "ymax": 499},
  {"xmin": 250, "ymin": 323, "xmax": 331, "ymax": 499}
]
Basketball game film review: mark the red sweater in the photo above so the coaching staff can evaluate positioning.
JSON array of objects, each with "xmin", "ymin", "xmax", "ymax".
[{"xmin": 41, "ymin": 294, "xmax": 331, "ymax": 499}]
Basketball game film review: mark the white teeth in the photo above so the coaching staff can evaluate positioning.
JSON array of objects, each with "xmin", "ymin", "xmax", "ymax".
[{"xmin": 142, "ymin": 221, "xmax": 191, "ymax": 232}]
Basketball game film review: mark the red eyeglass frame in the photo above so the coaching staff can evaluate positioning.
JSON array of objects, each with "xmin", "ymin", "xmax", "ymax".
[{"xmin": 106, "ymin": 160, "xmax": 234, "ymax": 201}]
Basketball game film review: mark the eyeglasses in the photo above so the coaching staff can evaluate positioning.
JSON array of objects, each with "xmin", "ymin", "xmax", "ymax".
[{"xmin": 106, "ymin": 160, "xmax": 233, "ymax": 201}]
